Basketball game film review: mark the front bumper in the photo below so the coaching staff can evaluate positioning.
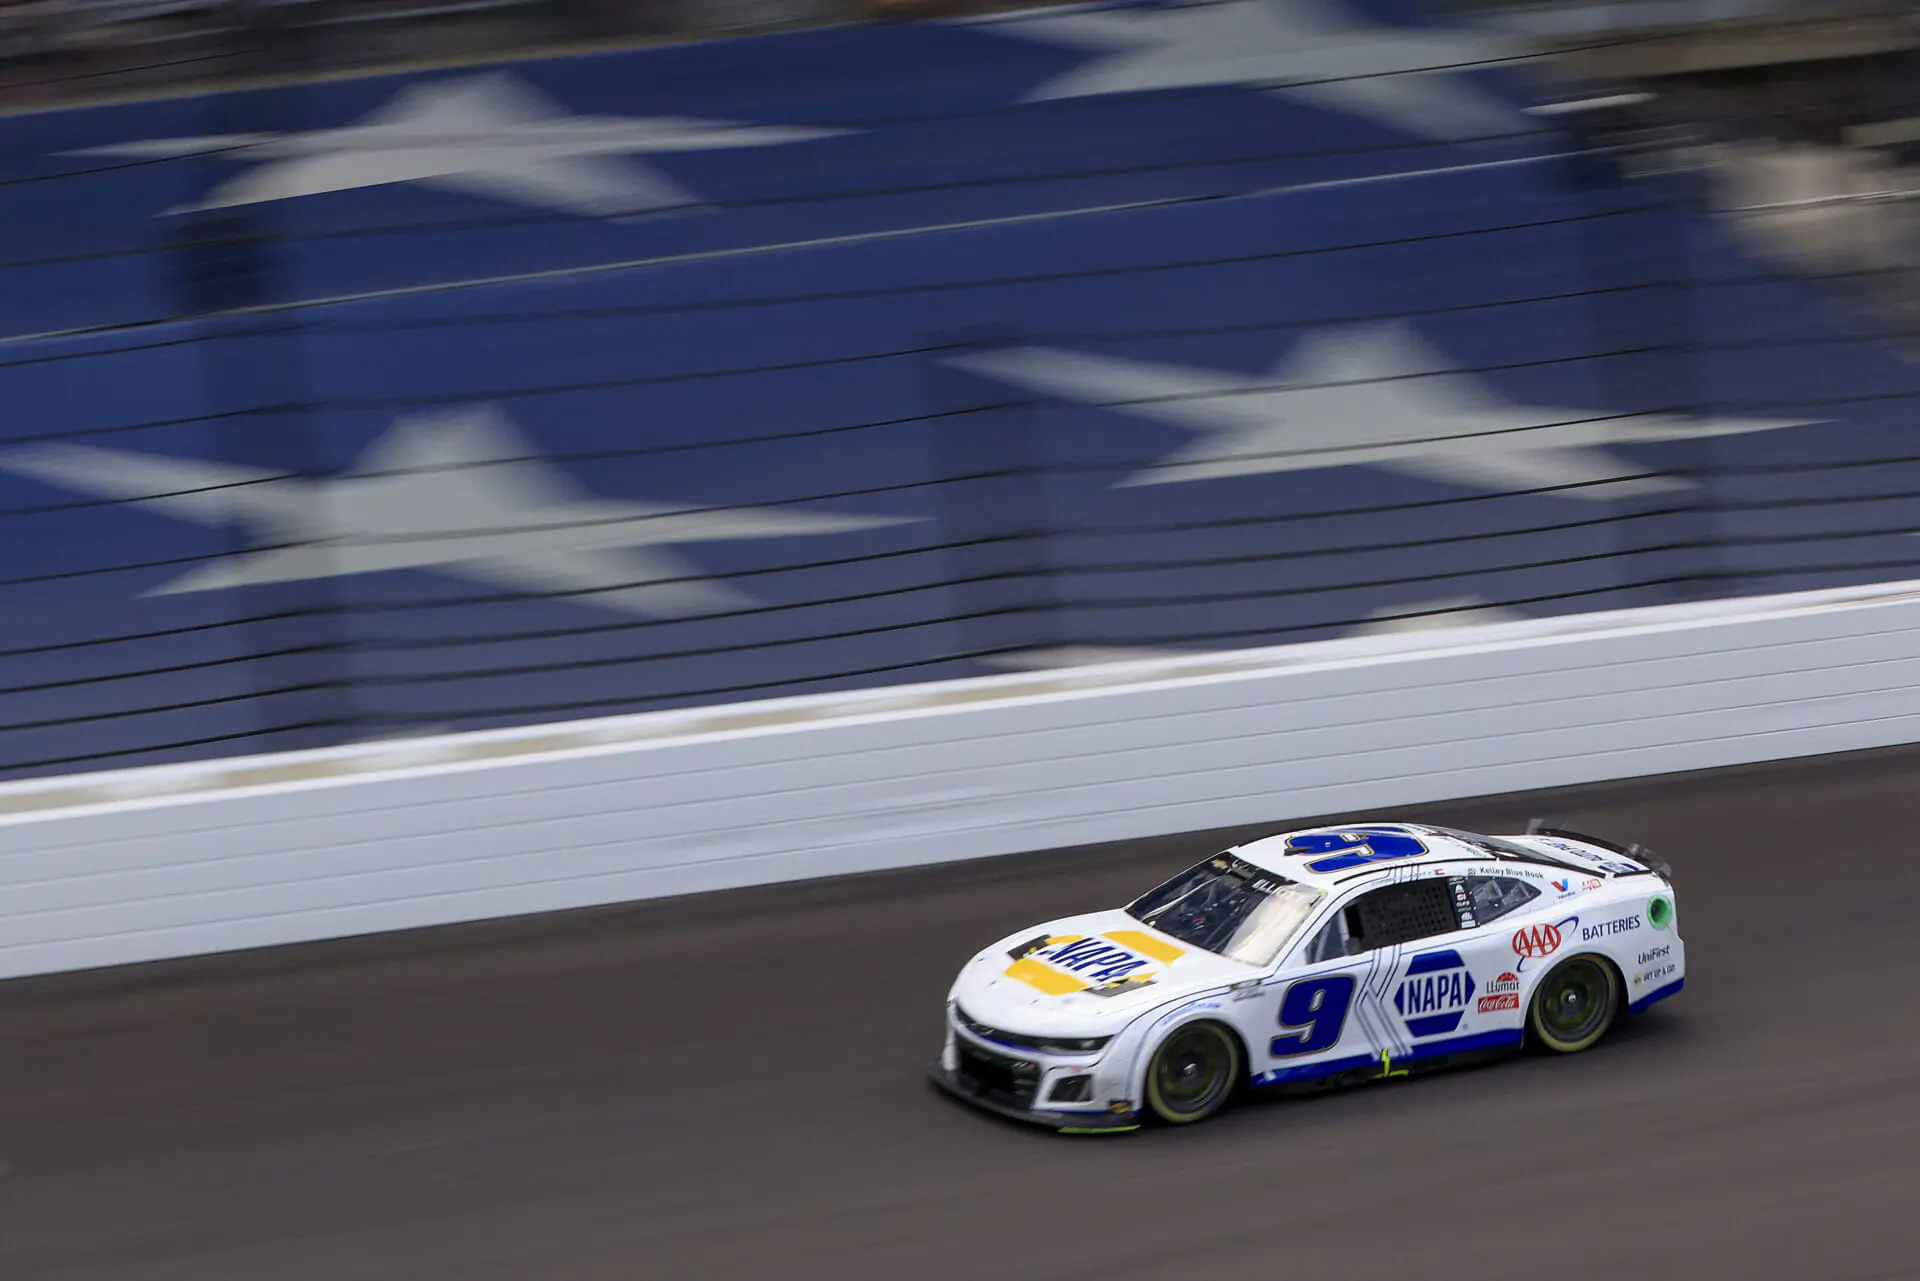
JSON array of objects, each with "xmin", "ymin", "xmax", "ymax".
[{"xmin": 927, "ymin": 1062, "xmax": 1141, "ymax": 1133}]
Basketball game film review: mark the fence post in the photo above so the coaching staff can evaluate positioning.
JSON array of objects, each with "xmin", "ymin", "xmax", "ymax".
[
  {"xmin": 920, "ymin": 326, "xmax": 1060, "ymax": 668},
  {"xmin": 169, "ymin": 80, "xmax": 358, "ymax": 753},
  {"xmin": 1568, "ymin": 131, "xmax": 1721, "ymax": 605}
]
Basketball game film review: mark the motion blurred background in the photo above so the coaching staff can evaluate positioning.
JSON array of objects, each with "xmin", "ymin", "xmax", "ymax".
[
  {"xmin": 5, "ymin": 0, "xmax": 1920, "ymax": 779},
  {"xmin": 4, "ymin": 4, "xmax": 1920, "ymax": 1278}
]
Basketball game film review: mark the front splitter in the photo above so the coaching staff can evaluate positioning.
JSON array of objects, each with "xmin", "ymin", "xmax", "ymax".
[{"xmin": 926, "ymin": 1063, "xmax": 1141, "ymax": 1134}]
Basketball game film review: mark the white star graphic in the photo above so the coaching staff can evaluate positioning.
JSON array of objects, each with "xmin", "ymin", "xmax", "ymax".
[
  {"xmin": 979, "ymin": 0, "xmax": 1525, "ymax": 142},
  {"xmin": 0, "ymin": 405, "xmax": 910, "ymax": 616},
  {"xmin": 68, "ymin": 71, "xmax": 846, "ymax": 218},
  {"xmin": 948, "ymin": 323, "xmax": 1821, "ymax": 499}
]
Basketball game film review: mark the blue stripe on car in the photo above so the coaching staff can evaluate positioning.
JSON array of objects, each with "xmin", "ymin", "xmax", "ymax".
[
  {"xmin": 1628, "ymin": 976, "xmax": 1685, "ymax": 1013},
  {"xmin": 1250, "ymin": 1029, "xmax": 1524, "ymax": 1086}
]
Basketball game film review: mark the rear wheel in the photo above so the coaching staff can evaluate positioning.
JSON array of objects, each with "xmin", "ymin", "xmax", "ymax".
[
  {"xmin": 1529, "ymin": 954, "xmax": 1620, "ymax": 1053},
  {"xmin": 1144, "ymin": 1022, "xmax": 1241, "ymax": 1124}
]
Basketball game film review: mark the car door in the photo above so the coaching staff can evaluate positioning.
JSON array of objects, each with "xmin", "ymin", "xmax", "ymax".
[{"xmin": 1253, "ymin": 874, "xmax": 1469, "ymax": 1086}]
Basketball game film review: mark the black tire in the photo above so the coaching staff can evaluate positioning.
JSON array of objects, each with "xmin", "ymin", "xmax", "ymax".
[
  {"xmin": 1144, "ymin": 1022, "xmax": 1241, "ymax": 1125},
  {"xmin": 1528, "ymin": 954, "xmax": 1621, "ymax": 1053}
]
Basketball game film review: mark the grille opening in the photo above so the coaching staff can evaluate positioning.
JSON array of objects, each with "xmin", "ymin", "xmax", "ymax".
[
  {"xmin": 1048, "ymin": 1075, "xmax": 1093, "ymax": 1103},
  {"xmin": 955, "ymin": 1040, "xmax": 1041, "ymax": 1109}
]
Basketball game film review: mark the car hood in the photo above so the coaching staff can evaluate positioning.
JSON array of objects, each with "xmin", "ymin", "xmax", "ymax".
[{"xmin": 949, "ymin": 908, "xmax": 1262, "ymax": 1032}]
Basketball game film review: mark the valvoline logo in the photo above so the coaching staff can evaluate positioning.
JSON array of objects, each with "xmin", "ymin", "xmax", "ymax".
[{"xmin": 1395, "ymin": 950, "xmax": 1477, "ymax": 1037}]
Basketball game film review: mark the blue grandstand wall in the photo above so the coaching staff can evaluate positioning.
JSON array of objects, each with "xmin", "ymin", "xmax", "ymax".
[{"xmin": 1, "ymin": 0, "xmax": 1916, "ymax": 776}]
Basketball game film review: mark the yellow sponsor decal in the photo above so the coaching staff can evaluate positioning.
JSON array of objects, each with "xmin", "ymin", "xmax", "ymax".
[
  {"xmin": 1097, "ymin": 929, "xmax": 1184, "ymax": 964},
  {"xmin": 1004, "ymin": 957, "xmax": 1089, "ymax": 995},
  {"xmin": 1003, "ymin": 929, "xmax": 1185, "ymax": 994}
]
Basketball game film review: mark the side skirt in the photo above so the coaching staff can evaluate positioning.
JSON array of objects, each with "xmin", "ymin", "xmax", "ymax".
[
  {"xmin": 1250, "ymin": 1030, "xmax": 1525, "ymax": 1097},
  {"xmin": 1627, "ymin": 975, "xmax": 1684, "ymax": 1013}
]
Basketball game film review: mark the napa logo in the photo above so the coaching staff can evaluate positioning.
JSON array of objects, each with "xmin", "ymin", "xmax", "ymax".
[
  {"xmin": 1004, "ymin": 930, "xmax": 1184, "ymax": 996},
  {"xmin": 1394, "ymin": 950, "xmax": 1477, "ymax": 1037}
]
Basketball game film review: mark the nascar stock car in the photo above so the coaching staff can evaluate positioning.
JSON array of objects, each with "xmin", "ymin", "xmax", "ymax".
[{"xmin": 930, "ymin": 821, "xmax": 1681, "ymax": 1132}]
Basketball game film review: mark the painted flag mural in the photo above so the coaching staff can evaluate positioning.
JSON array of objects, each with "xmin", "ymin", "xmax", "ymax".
[{"xmin": 1, "ymin": 0, "xmax": 1916, "ymax": 777}]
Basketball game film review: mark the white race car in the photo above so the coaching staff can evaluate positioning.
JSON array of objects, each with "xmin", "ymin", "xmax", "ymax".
[{"xmin": 931, "ymin": 821, "xmax": 1682, "ymax": 1132}]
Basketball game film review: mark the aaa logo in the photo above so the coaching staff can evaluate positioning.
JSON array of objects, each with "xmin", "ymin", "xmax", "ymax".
[
  {"xmin": 1511, "ymin": 922, "xmax": 1562, "ymax": 960},
  {"xmin": 1510, "ymin": 916, "xmax": 1579, "ymax": 970}
]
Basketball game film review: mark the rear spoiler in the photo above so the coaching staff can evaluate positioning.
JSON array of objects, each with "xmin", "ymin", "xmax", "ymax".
[{"xmin": 1526, "ymin": 819, "xmax": 1673, "ymax": 882}]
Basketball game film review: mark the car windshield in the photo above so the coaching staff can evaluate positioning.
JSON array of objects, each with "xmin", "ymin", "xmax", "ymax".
[{"xmin": 1125, "ymin": 855, "xmax": 1326, "ymax": 967}]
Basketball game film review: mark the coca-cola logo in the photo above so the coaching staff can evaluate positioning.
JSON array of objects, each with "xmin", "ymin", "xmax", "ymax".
[
  {"xmin": 1477, "ymin": 970, "xmax": 1522, "ymax": 1014},
  {"xmin": 1511, "ymin": 922, "xmax": 1562, "ymax": 959}
]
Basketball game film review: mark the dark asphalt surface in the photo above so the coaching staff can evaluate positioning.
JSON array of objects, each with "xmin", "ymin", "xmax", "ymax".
[{"xmin": 3, "ymin": 749, "xmax": 1920, "ymax": 1281}]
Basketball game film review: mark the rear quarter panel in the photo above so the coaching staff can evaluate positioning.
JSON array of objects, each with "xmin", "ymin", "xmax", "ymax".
[{"xmin": 1524, "ymin": 878, "xmax": 1685, "ymax": 1013}]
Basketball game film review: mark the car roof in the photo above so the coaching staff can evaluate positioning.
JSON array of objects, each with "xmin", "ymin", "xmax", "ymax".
[{"xmin": 1227, "ymin": 822, "xmax": 1570, "ymax": 888}]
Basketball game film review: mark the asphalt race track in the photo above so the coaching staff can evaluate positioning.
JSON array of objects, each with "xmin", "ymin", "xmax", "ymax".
[{"xmin": 3, "ymin": 749, "xmax": 1919, "ymax": 1281}]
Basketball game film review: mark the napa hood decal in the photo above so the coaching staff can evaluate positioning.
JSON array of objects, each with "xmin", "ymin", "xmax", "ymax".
[
  {"xmin": 956, "ymin": 909, "xmax": 1260, "ymax": 1024},
  {"xmin": 1003, "ymin": 925, "xmax": 1187, "ymax": 997}
]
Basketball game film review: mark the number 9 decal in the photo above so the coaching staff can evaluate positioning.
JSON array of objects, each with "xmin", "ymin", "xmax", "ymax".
[
  {"xmin": 1270, "ymin": 974, "xmax": 1356, "ymax": 1058},
  {"xmin": 1286, "ymin": 828, "xmax": 1428, "ymax": 874}
]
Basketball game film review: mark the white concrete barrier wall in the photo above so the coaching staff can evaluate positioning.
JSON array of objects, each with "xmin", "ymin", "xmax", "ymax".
[{"xmin": 5, "ymin": 579, "xmax": 1920, "ymax": 980}]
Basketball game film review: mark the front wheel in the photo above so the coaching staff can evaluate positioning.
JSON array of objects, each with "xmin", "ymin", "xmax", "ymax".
[
  {"xmin": 1144, "ymin": 1022, "xmax": 1241, "ymax": 1124},
  {"xmin": 1528, "ymin": 954, "xmax": 1621, "ymax": 1053}
]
